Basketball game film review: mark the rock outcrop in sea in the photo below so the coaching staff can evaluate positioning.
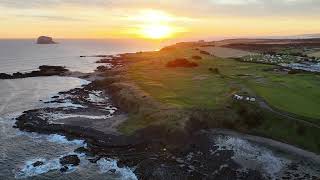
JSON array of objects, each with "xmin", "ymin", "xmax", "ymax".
[
  {"xmin": 37, "ymin": 36, "xmax": 57, "ymax": 44},
  {"xmin": 0, "ymin": 65, "xmax": 69, "ymax": 79}
]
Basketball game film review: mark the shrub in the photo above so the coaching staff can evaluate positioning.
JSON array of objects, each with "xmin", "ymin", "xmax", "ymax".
[
  {"xmin": 166, "ymin": 58, "xmax": 198, "ymax": 68},
  {"xmin": 296, "ymin": 124, "xmax": 306, "ymax": 136},
  {"xmin": 160, "ymin": 46, "xmax": 176, "ymax": 51},
  {"xmin": 209, "ymin": 68, "xmax": 220, "ymax": 74},
  {"xmin": 200, "ymin": 50, "xmax": 210, "ymax": 55},
  {"xmin": 288, "ymin": 69, "xmax": 303, "ymax": 74},
  {"xmin": 192, "ymin": 55, "xmax": 202, "ymax": 60},
  {"xmin": 236, "ymin": 102, "xmax": 263, "ymax": 128}
]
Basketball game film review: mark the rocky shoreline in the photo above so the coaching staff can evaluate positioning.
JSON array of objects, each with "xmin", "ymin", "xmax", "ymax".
[
  {"xmin": 0, "ymin": 65, "xmax": 70, "ymax": 79},
  {"xmin": 13, "ymin": 53, "xmax": 320, "ymax": 179}
]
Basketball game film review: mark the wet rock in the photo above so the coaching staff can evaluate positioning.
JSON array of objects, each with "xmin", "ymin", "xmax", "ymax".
[
  {"xmin": 0, "ymin": 73, "xmax": 12, "ymax": 79},
  {"xmin": 59, "ymin": 155, "xmax": 80, "ymax": 166},
  {"xmin": 0, "ymin": 65, "xmax": 69, "ymax": 79},
  {"xmin": 176, "ymin": 158, "xmax": 184, "ymax": 164},
  {"xmin": 37, "ymin": 36, "xmax": 56, "ymax": 44},
  {"xmin": 60, "ymin": 166, "xmax": 69, "ymax": 173},
  {"xmin": 108, "ymin": 169, "xmax": 117, "ymax": 174},
  {"xmin": 32, "ymin": 161, "xmax": 44, "ymax": 167},
  {"xmin": 96, "ymin": 66, "xmax": 109, "ymax": 72},
  {"xmin": 75, "ymin": 146, "xmax": 94, "ymax": 156},
  {"xmin": 88, "ymin": 156, "xmax": 101, "ymax": 163}
]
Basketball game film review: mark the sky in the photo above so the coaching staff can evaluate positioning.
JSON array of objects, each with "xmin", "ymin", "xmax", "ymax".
[{"xmin": 0, "ymin": 0, "xmax": 319, "ymax": 39}]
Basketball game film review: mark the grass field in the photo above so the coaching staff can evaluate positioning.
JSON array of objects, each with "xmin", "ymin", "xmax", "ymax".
[
  {"xmin": 121, "ymin": 46, "xmax": 320, "ymax": 152},
  {"xmin": 247, "ymin": 74, "xmax": 320, "ymax": 122}
]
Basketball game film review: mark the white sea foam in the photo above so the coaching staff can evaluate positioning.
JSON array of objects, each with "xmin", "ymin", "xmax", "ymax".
[
  {"xmin": 97, "ymin": 158, "xmax": 138, "ymax": 180},
  {"xmin": 102, "ymin": 105, "xmax": 118, "ymax": 113},
  {"xmin": 14, "ymin": 152, "xmax": 85, "ymax": 179},
  {"xmin": 79, "ymin": 79, "xmax": 91, "ymax": 86},
  {"xmin": 16, "ymin": 131, "xmax": 86, "ymax": 147},
  {"xmin": 44, "ymin": 101, "xmax": 85, "ymax": 109},
  {"xmin": 43, "ymin": 96, "xmax": 86, "ymax": 109},
  {"xmin": 15, "ymin": 155, "xmax": 137, "ymax": 179},
  {"xmin": 40, "ymin": 113, "xmax": 113, "ymax": 122},
  {"xmin": 86, "ymin": 90, "xmax": 106, "ymax": 104},
  {"xmin": 15, "ymin": 158, "xmax": 61, "ymax": 179},
  {"xmin": 213, "ymin": 135, "xmax": 290, "ymax": 179},
  {"xmin": 46, "ymin": 134, "xmax": 86, "ymax": 146}
]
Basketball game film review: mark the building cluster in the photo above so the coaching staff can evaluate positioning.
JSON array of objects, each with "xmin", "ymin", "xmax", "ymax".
[
  {"xmin": 243, "ymin": 54, "xmax": 320, "ymax": 73},
  {"xmin": 233, "ymin": 94, "xmax": 256, "ymax": 102},
  {"xmin": 243, "ymin": 54, "xmax": 290, "ymax": 64}
]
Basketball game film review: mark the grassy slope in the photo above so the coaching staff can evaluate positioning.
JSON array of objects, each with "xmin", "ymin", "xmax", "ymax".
[
  {"xmin": 122, "ymin": 46, "xmax": 320, "ymax": 153},
  {"xmin": 127, "ymin": 48, "xmax": 231, "ymax": 108}
]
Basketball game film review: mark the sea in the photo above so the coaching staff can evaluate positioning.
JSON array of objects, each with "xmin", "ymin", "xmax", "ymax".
[{"xmin": 0, "ymin": 39, "xmax": 165, "ymax": 180}]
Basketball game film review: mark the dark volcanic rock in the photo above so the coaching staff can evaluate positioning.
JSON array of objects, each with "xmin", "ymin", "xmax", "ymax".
[
  {"xmin": 59, "ymin": 155, "xmax": 80, "ymax": 166},
  {"xmin": 37, "ymin": 36, "xmax": 56, "ymax": 44},
  {"xmin": 109, "ymin": 169, "xmax": 117, "ymax": 174},
  {"xmin": 0, "ymin": 65, "xmax": 69, "ymax": 79},
  {"xmin": 60, "ymin": 166, "xmax": 69, "ymax": 172},
  {"xmin": 32, "ymin": 161, "xmax": 44, "ymax": 167},
  {"xmin": 0, "ymin": 73, "xmax": 12, "ymax": 79}
]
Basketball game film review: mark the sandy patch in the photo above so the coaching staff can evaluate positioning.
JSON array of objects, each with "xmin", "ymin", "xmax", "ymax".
[{"xmin": 199, "ymin": 47, "xmax": 256, "ymax": 58}]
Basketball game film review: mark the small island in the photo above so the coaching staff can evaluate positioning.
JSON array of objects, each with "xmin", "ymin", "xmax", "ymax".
[{"xmin": 36, "ymin": 36, "xmax": 57, "ymax": 44}]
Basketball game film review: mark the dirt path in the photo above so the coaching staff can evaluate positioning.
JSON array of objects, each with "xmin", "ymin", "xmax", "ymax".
[{"xmin": 258, "ymin": 100, "xmax": 320, "ymax": 129}]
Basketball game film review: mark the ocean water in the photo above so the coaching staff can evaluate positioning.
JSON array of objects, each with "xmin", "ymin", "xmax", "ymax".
[
  {"xmin": 0, "ymin": 39, "xmax": 163, "ymax": 73},
  {"xmin": 0, "ymin": 39, "xmax": 161, "ymax": 179}
]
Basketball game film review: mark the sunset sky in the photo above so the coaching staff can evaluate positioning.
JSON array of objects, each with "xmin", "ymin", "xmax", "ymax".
[{"xmin": 0, "ymin": 0, "xmax": 319, "ymax": 39}]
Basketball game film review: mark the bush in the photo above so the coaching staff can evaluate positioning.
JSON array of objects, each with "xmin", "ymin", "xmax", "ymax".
[
  {"xmin": 236, "ymin": 102, "xmax": 263, "ymax": 128},
  {"xmin": 296, "ymin": 124, "xmax": 306, "ymax": 136},
  {"xmin": 200, "ymin": 50, "xmax": 210, "ymax": 55},
  {"xmin": 192, "ymin": 55, "xmax": 202, "ymax": 60},
  {"xmin": 288, "ymin": 69, "xmax": 303, "ymax": 74},
  {"xmin": 209, "ymin": 68, "xmax": 220, "ymax": 74},
  {"xmin": 166, "ymin": 58, "xmax": 198, "ymax": 68},
  {"xmin": 160, "ymin": 46, "xmax": 176, "ymax": 51}
]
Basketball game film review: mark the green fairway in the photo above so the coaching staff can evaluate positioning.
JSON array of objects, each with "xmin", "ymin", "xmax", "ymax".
[{"xmin": 248, "ymin": 74, "xmax": 320, "ymax": 122}]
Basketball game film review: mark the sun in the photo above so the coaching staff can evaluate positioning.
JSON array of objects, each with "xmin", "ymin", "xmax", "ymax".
[
  {"xmin": 141, "ymin": 24, "xmax": 173, "ymax": 39},
  {"xmin": 136, "ymin": 10, "xmax": 175, "ymax": 39}
]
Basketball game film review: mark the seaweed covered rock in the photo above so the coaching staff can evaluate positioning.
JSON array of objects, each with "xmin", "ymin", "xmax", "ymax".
[{"xmin": 59, "ymin": 155, "xmax": 80, "ymax": 166}]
